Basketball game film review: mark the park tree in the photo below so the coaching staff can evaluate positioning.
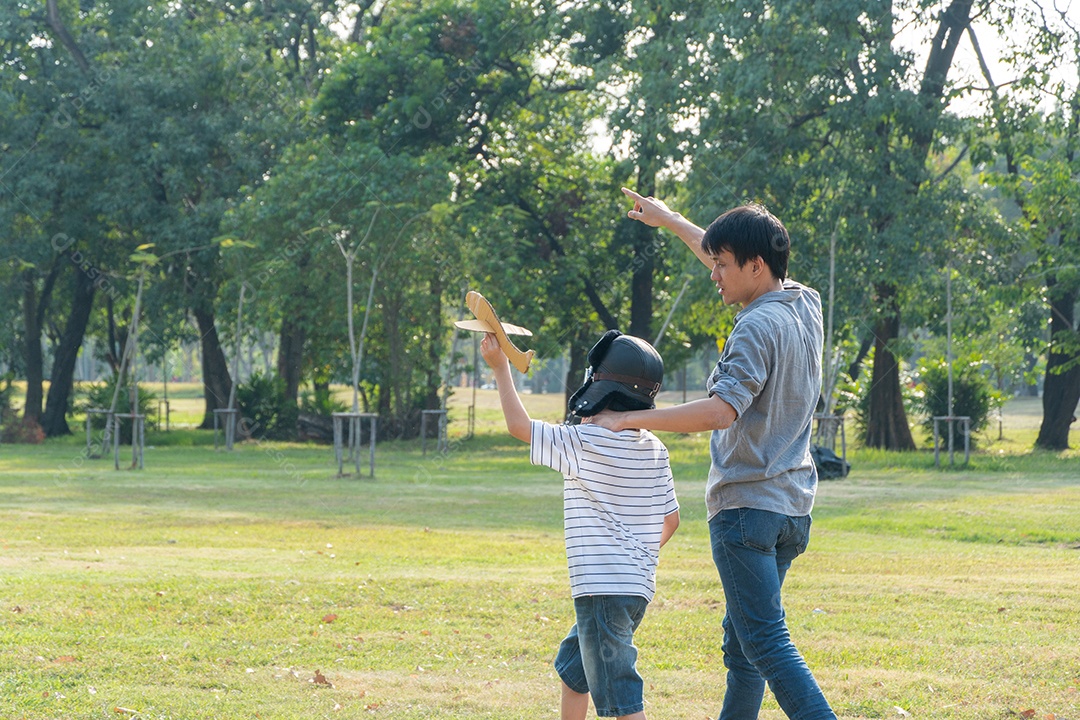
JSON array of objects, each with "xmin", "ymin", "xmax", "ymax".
[
  {"xmin": 316, "ymin": 0, "xmax": 616, "ymax": 404},
  {"xmin": 318, "ymin": 0, "xmax": 721, "ymax": 408},
  {"xmin": 461, "ymin": 149, "xmax": 638, "ymax": 405},
  {"xmin": 225, "ymin": 132, "xmax": 458, "ymax": 436},
  {"xmin": 972, "ymin": 3, "xmax": 1080, "ymax": 449},
  {"xmin": 223, "ymin": 137, "xmax": 353, "ymax": 412},
  {"xmin": 1024, "ymin": 136, "xmax": 1080, "ymax": 449},
  {"xmin": 0, "ymin": 35, "xmax": 60, "ymax": 423},
  {"xmin": 668, "ymin": 0, "xmax": 1063, "ymax": 450},
  {"xmin": 117, "ymin": 2, "xmax": 359, "ymax": 428},
  {"xmin": 5, "ymin": 0, "xmax": 358, "ymax": 432},
  {"xmin": 0, "ymin": 0, "xmax": 136, "ymax": 435},
  {"xmin": 1, "ymin": 2, "xmax": 166, "ymax": 434},
  {"xmin": 557, "ymin": 0, "xmax": 717, "ymax": 341}
]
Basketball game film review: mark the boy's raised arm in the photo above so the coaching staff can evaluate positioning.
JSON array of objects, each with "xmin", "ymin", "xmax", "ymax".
[{"xmin": 479, "ymin": 333, "xmax": 531, "ymax": 443}]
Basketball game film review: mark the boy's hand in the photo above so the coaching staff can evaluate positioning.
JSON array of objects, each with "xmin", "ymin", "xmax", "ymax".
[
  {"xmin": 479, "ymin": 333, "xmax": 510, "ymax": 371},
  {"xmin": 479, "ymin": 332, "xmax": 530, "ymax": 442}
]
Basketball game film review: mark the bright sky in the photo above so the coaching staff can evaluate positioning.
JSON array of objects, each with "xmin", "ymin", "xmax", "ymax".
[
  {"xmin": 897, "ymin": 0, "xmax": 1080, "ymax": 116},
  {"xmin": 587, "ymin": 2, "xmax": 1080, "ymax": 159}
]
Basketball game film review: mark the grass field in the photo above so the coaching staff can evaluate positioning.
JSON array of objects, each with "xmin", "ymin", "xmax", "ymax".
[{"xmin": 1, "ymin": 390, "xmax": 1078, "ymax": 719}]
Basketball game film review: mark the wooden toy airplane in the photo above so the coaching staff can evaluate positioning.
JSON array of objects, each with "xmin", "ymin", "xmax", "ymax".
[{"xmin": 454, "ymin": 290, "xmax": 535, "ymax": 373}]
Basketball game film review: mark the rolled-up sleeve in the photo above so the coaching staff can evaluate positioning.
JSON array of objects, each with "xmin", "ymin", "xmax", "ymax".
[{"xmin": 708, "ymin": 323, "xmax": 770, "ymax": 419}]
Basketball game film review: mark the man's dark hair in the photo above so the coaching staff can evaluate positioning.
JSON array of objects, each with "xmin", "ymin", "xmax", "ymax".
[{"xmin": 701, "ymin": 203, "xmax": 789, "ymax": 281}]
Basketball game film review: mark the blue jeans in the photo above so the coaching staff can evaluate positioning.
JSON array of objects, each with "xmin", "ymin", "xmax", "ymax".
[
  {"xmin": 554, "ymin": 595, "xmax": 649, "ymax": 718},
  {"xmin": 710, "ymin": 508, "xmax": 836, "ymax": 720}
]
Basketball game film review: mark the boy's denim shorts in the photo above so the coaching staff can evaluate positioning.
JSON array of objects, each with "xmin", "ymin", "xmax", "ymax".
[{"xmin": 554, "ymin": 594, "xmax": 649, "ymax": 718}]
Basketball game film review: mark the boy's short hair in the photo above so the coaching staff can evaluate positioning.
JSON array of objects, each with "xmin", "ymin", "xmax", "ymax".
[{"xmin": 701, "ymin": 203, "xmax": 789, "ymax": 281}]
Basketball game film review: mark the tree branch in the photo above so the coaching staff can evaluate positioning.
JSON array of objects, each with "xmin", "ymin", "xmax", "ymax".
[
  {"xmin": 930, "ymin": 145, "xmax": 969, "ymax": 185},
  {"xmin": 349, "ymin": 0, "xmax": 380, "ymax": 42},
  {"xmin": 513, "ymin": 195, "xmax": 618, "ymax": 329},
  {"xmin": 913, "ymin": 0, "xmax": 974, "ymax": 164},
  {"xmin": 46, "ymin": 0, "xmax": 90, "ymax": 75},
  {"xmin": 967, "ymin": 24, "xmax": 1018, "ymax": 175}
]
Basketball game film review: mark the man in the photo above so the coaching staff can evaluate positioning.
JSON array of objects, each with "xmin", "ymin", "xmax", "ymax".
[{"xmin": 587, "ymin": 188, "xmax": 836, "ymax": 720}]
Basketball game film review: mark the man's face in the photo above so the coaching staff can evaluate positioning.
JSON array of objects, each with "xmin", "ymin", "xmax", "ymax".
[{"xmin": 709, "ymin": 249, "xmax": 757, "ymax": 306}]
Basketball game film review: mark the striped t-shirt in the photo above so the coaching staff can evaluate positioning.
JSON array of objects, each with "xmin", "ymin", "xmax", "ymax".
[{"xmin": 530, "ymin": 420, "xmax": 678, "ymax": 601}]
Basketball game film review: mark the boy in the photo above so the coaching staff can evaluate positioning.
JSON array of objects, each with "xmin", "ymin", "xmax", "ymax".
[{"xmin": 479, "ymin": 329, "xmax": 679, "ymax": 720}]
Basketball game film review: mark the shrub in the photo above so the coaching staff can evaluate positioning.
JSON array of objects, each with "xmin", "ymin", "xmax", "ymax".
[
  {"xmin": 917, "ymin": 356, "xmax": 997, "ymax": 450},
  {"xmin": 0, "ymin": 372, "xmax": 18, "ymax": 426},
  {"xmin": 81, "ymin": 376, "xmax": 159, "ymax": 443},
  {"xmin": 236, "ymin": 372, "xmax": 298, "ymax": 440},
  {"xmin": 1, "ymin": 415, "xmax": 45, "ymax": 444},
  {"xmin": 301, "ymin": 385, "xmax": 349, "ymax": 416}
]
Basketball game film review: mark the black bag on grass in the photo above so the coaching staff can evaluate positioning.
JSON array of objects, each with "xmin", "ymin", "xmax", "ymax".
[{"xmin": 811, "ymin": 445, "xmax": 850, "ymax": 480}]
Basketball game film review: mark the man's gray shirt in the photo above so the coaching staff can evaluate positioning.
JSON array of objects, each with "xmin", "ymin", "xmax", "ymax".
[{"xmin": 705, "ymin": 280, "xmax": 824, "ymax": 520}]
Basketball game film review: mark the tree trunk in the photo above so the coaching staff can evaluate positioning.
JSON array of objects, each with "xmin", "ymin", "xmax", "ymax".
[
  {"xmin": 911, "ymin": 0, "xmax": 975, "ymax": 165},
  {"xmin": 864, "ymin": 284, "xmax": 915, "ymax": 450},
  {"xmin": 105, "ymin": 295, "xmax": 126, "ymax": 373},
  {"xmin": 41, "ymin": 267, "xmax": 95, "ymax": 437},
  {"xmin": 425, "ymin": 275, "xmax": 442, "ymax": 410},
  {"xmin": 277, "ymin": 315, "xmax": 306, "ymax": 407},
  {"xmin": 1035, "ymin": 279, "xmax": 1080, "ymax": 450},
  {"xmin": 846, "ymin": 332, "xmax": 874, "ymax": 382},
  {"xmin": 21, "ymin": 260, "xmax": 61, "ymax": 422},
  {"xmin": 193, "ymin": 305, "xmax": 233, "ymax": 430},
  {"xmin": 563, "ymin": 329, "xmax": 591, "ymax": 421},
  {"xmin": 22, "ymin": 276, "xmax": 44, "ymax": 422}
]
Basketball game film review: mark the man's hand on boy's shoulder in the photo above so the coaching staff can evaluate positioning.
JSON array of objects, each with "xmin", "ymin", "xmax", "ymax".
[{"xmin": 583, "ymin": 409, "xmax": 630, "ymax": 432}]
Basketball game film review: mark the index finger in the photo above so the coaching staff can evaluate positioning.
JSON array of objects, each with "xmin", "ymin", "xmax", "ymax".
[{"xmin": 621, "ymin": 187, "xmax": 644, "ymax": 202}]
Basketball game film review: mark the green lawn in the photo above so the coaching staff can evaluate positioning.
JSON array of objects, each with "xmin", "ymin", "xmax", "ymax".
[{"xmin": 1, "ymin": 394, "xmax": 1078, "ymax": 719}]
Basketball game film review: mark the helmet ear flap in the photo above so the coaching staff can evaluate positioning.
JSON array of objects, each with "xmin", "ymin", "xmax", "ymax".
[
  {"xmin": 567, "ymin": 330, "xmax": 620, "ymax": 421},
  {"xmin": 588, "ymin": 330, "xmax": 622, "ymax": 366},
  {"xmin": 567, "ymin": 377, "xmax": 591, "ymax": 417}
]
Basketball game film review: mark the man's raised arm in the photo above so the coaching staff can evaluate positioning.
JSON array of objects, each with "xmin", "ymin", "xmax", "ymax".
[{"xmin": 622, "ymin": 187, "xmax": 711, "ymax": 269}]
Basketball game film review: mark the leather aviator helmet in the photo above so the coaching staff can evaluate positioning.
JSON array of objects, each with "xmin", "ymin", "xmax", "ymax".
[{"xmin": 568, "ymin": 330, "xmax": 664, "ymax": 419}]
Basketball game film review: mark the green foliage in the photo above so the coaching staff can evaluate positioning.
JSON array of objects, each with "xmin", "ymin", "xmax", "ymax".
[
  {"xmin": 0, "ymin": 373, "xmax": 14, "ymax": 424},
  {"xmin": 236, "ymin": 371, "xmax": 298, "ymax": 440},
  {"xmin": 300, "ymin": 385, "xmax": 348, "ymax": 417},
  {"xmin": 81, "ymin": 376, "xmax": 160, "ymax": 443},
  {"xmin": 916, "ymin": 295, "xmax": 1045, "ymax": 396},
  {"xmin": 916, "ymin": 355, "xmax": 998, "ymax": 450},
  {"xmin": 3, "ymin": 0, "xmax": 1078, "ymax": 449}
]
